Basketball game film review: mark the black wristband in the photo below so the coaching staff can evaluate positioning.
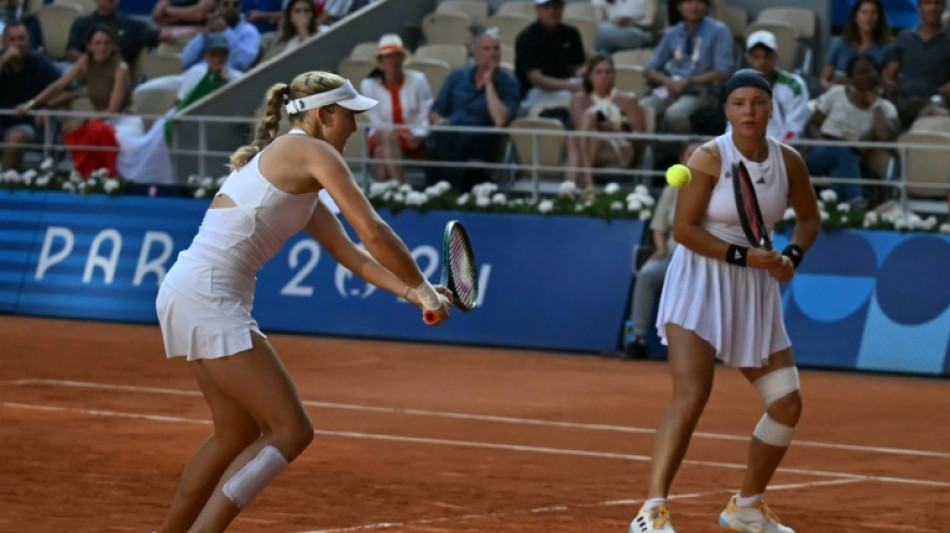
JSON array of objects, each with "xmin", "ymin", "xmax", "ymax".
[
  {"xmin": 725, "ymin": 244, "xmax": 749, "ymax": 267},
  {"xmin": 782, "ymin": 244, "xmax": 804, "ymax": 269}
]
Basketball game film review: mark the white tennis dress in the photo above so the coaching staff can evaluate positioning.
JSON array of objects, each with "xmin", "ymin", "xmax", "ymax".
[
  {"xmin": 156, "ymin": 130, "xmax": 320, "ymax": 360},
  {"xmin": 655, "ymin": 133, "xmax": 791, "ymax": 367}
]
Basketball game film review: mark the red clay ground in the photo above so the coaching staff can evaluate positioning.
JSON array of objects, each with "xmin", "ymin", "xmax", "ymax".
[{"xmin": 1, "ymin": 315, "xmax": 948, "ymax": 532}]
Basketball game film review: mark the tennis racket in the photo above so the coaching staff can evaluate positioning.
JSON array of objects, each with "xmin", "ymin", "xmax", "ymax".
[
  {"xmin": 423, "ymin": 220, "xmax": 479, "ymax": 324},
  {"xmin": 732, "ymin": 160, "xmax": 773, "ymax": 251}
]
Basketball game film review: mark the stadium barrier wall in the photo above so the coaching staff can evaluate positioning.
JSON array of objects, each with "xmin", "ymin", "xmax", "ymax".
[{"xmin": 2, "ymin": 190, "xmax": 948, "ymax": 375}]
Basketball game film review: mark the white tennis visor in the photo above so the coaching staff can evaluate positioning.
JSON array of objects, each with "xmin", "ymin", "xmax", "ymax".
[{"xmin": 284, "ymin": 80, "xmax": 378, "ymax": 114}]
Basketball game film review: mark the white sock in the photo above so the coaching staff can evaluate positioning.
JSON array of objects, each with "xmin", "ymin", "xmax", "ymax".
[
  {"xmin": 735, "ymin": 492, "xmax": 763, "ymax": 508},
  {"xmin": 643, "ymin": 497, "xmax": 668, "ymax": 510}
]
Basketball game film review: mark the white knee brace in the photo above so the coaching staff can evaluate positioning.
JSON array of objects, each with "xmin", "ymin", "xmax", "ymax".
[
  {"xmin": 223, "ymin": 445, "xmax": 288, "ymax": 509},
  {"xmin": 751, "ymin": 367, "xmax": 800, "ymax": 447}
]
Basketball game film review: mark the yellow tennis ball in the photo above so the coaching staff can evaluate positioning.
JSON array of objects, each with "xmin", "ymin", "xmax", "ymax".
[{"xmin": 666, "ymin": 164, "xmax": 691, "ymax": 189}]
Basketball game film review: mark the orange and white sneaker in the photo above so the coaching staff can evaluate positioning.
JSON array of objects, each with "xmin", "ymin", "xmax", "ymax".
[
  {"xmin": 629, "ymin": 502, "xmax": 676, "ymax": 532},
  {"xmin": 718, "ymin": 495, "xmax": 795, "ymax": 533}
]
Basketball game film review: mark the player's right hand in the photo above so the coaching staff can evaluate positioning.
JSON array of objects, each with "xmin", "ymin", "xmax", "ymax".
[
  {"xmin": 747, "ymin": 248, "xmax": 783, "ymax": 270},
  {"xmin": 423, "ymin": 290, "xmax": 453, "ymax": 326}
]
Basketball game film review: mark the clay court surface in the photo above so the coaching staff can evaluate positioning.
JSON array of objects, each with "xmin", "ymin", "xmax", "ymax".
[{"xmin": 1, "ymin": 315, "xmax": 949, "ymax": 532}]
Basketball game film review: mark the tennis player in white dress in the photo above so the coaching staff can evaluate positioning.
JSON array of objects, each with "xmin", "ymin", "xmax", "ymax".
[
  {"xmin": 154, "ymin": 71, "xmax": 452, "ymax": 532},
  {"xmin": 629, "ymin": 69, "xmax": 820, "ymax": 533}
]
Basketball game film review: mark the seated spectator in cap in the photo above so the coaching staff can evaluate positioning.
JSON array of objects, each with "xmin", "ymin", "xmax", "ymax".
[
  {"xmin": 882, "ymin": 0, "xmax": 950, "ymax": 128},
  {"xmin": 806, "ymin": 53, "xmax": 898, "ymax": 205},
  {"xmin": 0, "ymin": 0, "xmax": 42, "ymax": 52},
  {"xmin": 640, "ymin": 0, "xmax": 733, "ymax": 133},
  {"xmin": 180, "ymin": 0, "xmax": 261, "ymax": 71},
  {"xmin": 820, "ymin": 0, "xmax": 893, "ymax": 92},
  {"xmin": 67, "ymin": 0, "xmax": 182, "ymax": 66},
  {"xmin": 726, "ymin": 30, "xmax": 809, "ymax": 142},
  {"xmin": 177, "ymin": 33, "xmax": 242, "ymax": 105},
  {"xmin": 591, "ymin": 0, "xmax": 657, "ymax": 54},
  {"xmin": 427, "ymin": 28, "xmax": 520, "ymax": 192},
  {"xmin": 0, "ymin": 22, "xmax": 59, "ymax": 170},
  {"xmin": 566, "ymin": 54, "xmax": 644, "ymax": 190},
  {"xmin": 360, "ymin": 34, "xmax": 432, "ymax": 183},
  {"xmin": 151, "ymin": 0, "xmax": 216, "ymax": 40},
  {"xmin": 515, "ymin": 0, "xmax": 586, "ymax": 111}
]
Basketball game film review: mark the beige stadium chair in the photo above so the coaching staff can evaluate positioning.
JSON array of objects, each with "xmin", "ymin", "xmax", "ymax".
[
  {"xmin": 414, "ymin": 44, "xmax": 468, "ymax": 70},
  {"xmin": 564, "ymin": 2, "xmax": 597, "ymax": 21},
  {"xmin": 336, "ymin": 57, "xmax": 373, "ymax": 87},
  {"xmin": 497, "ymin": 0, "xmax": 534, "ymax": 18},
  {"xmin": 436, "ymin": 0, "xmax": 489, "ymax": 28},
  {"xmin": 404, "ymin": 59, "xmax": 451, "ymax": 95},
  {"xmin": 157, "ymin": 39, "xmax": 189, "ymax": 55},
  {"xmin": 898, "ymin": 131, "xmax": 950, "ymax": 198},
  {"xmin": 911, "ymin": 116, "xmax": 950, "ymax": 134},
  {"xmin": 36, "ymin": 4, "xmax": 82, "ymax": 60},
  {"xmin": 611, "ymin": 48, "xmax": 654, "ymax": 68},
  {"xmin": 719, "ymin": 4, "xmax": 749, "ymax": 43},
  {"xmin": 342, "ymin": 114, "xmax": 370, "ymax": 165},
  {"xmin": 486, "ymin": 13, "xmax": 532, "ymax": 47},
  {"xmin": 564, "ymin": 16, "xmax": 596, "ymax": 55},
  {"xmin": 509, "ymin": 117, "xmax": 566, "ymax": 178},
  {"xmin": 133, "ymin": 84, "xmax": 178, "ymax": 129},
  {"xmin": 614, "ymin": 65, "xmax": 649, "ymax": 98},
  {"xmin": 756, "ymin": 7, "xmax": 817, "ymax": 73},
  {"xmin": 54, "ymin": 0, "xmax": 95, "ymax": 14},
  {"xmin": 421, "ymin": 12, "xmax": 472, "ymax": 46},
  {"xmin": 349, "ymin": 41, "xmax": 379, "ymax": 61},
  {"xmin": 745, "ymin": 21, "xmax": 800, "ymax": 72},
  {"xmin": 140, "ymin": 53, "xmax": 183, "ymax": 80},
  {"xmin": 500, "ymin": 43, "xmax": 514, "ymax": 65}
]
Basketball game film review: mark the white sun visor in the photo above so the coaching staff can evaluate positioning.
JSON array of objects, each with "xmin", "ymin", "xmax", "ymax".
[{"xmin": 284, "ymin": 80, "xmax": 378, "ymax": 114}]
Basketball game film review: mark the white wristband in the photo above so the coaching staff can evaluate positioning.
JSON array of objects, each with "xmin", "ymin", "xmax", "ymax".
[{"xmin": 413, "ymin": 281, "xmax": 440, "ymax": 311}]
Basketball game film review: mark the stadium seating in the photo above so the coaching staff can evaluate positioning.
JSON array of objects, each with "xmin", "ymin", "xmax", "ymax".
[{"xmin": 36, "ymin": 4, "xmax": 82, "ymax": 60}]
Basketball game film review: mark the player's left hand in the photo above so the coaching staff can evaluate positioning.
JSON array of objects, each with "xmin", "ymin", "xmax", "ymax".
[{"xmin": 768, "ymin": 255, "xmax": 795, "ymax": 282}]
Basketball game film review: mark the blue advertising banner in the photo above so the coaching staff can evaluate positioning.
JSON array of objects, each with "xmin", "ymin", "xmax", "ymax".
[{"xmin": 0, "ymin": 191, "xmax": 643, "ymax": 353}]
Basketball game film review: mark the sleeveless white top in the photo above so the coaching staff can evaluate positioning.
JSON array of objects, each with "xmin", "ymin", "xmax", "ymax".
[
  {"xmin": 706, "ymin": 134, "xmax": 789, "ymax": 246},
  {"xmin": 192, "ymin": 129, "xmax": 320, "ymax": 274}
]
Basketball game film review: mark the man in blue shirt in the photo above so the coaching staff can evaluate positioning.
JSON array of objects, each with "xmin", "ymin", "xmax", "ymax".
[
  {"xmin": 641, "ymin": 0, "xmax": 732, "ymax": 133},
  {"xmin": 427, "ymin": 29, "xmax": 520, "ymax": 192},
  {"xmin": 180, "ymin": 0, "xmax": 260, "ymax": 71}
]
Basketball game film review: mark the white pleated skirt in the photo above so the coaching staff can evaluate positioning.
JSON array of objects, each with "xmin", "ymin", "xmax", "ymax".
[
  {"xmin": 656, "ymin": 246, "xmax": 790, "ymax": 368},
  {"xmin": 155, "ymin": 247, "xmax": 265, "ymax": 361}
]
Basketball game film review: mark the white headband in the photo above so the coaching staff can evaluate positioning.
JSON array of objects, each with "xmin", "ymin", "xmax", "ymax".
[{"xmin": 284, "ymin": 80, "xmax": 378, "ymax": 114}]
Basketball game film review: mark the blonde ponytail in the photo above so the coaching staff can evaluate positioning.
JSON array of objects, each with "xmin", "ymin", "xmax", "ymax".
[{"xmin": 228, "ymin": 83, "xmax": 291, "ymax": 170}]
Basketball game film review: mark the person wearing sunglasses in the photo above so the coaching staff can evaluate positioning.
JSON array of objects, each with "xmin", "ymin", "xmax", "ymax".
[{"xmin": 180, "ymin": 0, "xmax": 261, "ymax": 72}]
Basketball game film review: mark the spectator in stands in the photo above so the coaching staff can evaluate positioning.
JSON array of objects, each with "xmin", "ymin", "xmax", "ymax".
[
  {"xmin": 820, "ymin": 0, "xmax": 893, "ymax": 92},
  {"xmin": 0, "ymin": 22, "xmax": 59, "ymax": 170},
  {"xmin": 730, "ymin": 30, "xmax": 809, "ymax": 141},
  {"xmin": 566, "ymin": 54, "xmax": 644, "ymax": 190},
  {"xmin": 626, "ymin": 141, "xmax": 699, "ymax": 359},
  {"xmin": 17, "ymin": 24, "xmax": 132, "ymax": 176},
  {"xmin": 241, "ymin": 0, "xmax": 283, "ymax": 33},
  {"xmin": 591, "ymin": 0, "xmax": 657, "ymax": 54},
  {"xmin": 177, "ymin": 32, "xmax": 242, "ymax": 104},
  {"xmin": 806, "ymin": 53, "xmax": 898, "ymax": 206},
  {"xmin": 67, "ymin": 0, "xmax": 180, "ymax": 66},
  {"xmin": 266, "ymin": 0, "xmax": 317, "ymax": 58},
  {"xmin": 666, "ymin": 0, "xmax": 723, "ymax": 25},
  {"xmin": 180, "ymin": 0, "xmax": 260, "ymax": 71},
  {"xmin": 883, "ymin": 0, "xmax": 950, "ymax": 128},
  {"xmin": 0, "ymin": 0, "xmax": 42, "ymax": 52},
  {"xmin": 360, "ymin": 33, "xmax": 432, "ymax": 183},
  {"xmin": 515, "ymin": 0, "xmax": 586, "ymax": 111},
  {"xmin": 427, "ymin": 28, "xmax": 520, "ymax": 192},
  {"xmin": 641, "ymin": 0, "xmax": 733, "ymax": 133},
  {"xmin": 151, "ymin": 0, "xmax": 216, "ymax": 40}
]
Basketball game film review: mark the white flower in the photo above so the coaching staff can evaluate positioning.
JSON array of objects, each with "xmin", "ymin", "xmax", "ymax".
[
  {"xmin": 22, "ymin": 169, "xmax": 37, "ymax": 181},
  {"xmin": 604, "ymin": 182, "xmax": 620, "ymax": 194},
  {"xmin": 3, "ymin": 169, "xmax": 19, "ymax": 183},
  {"xmin": 840, "ymin": 215, "xmax": 848, "ymax": 223},
  {"xmin": 103, "ymin": 178, "xmax": 120, "ymax": 193},
  {"xmin": 398, "ymin": 183, "xmax": 413, "ymax": 194},
  {"xmin": 491, "ymin": 192, "xmax": 506, "ymax": 205},
  {"xmin": 558, "ymin": 181, "xmax": 577, "ymax": 196},
  {"xmin": 472, "ymin": 182, "xmax": 498, "ymax": 198},
  {"xmin": 820, "ymin": 210, "xmax": 829, "ymax": 221},
  {"xmin": 62, "ymin": 182, "xmax": 76, "ymax": 192},
  {"xmin": 201, "ymin": 177, "xmax": 214, "ymax": 189},
  {"xmin": 369, "ymin": 181, "xmax": 390, "ymax": 198},
  {"xmin": 923, "ymin": 216, "xmax": 937, "ymax": 230},
  {"xmin": 69, "ymin": 171, "xmax": 82, "ymax": 183},
  {"xmin": 894, "ymin": 219, "xmax": 908, "ymax": 231},
  {"xmin": 627, "ymin": 199, "xmax": 642, "ymax": 212},
  {"xmin": 93, "ymin": 168, "xmax": 109, "ymax": 178},
  {"xmin": 405, "ymin": 191, "xmax": 428, "ymax": 206},
  {"xmin": 537, "ymin": 199, "xmax": 554, "ymax": 213},
  {"xmin": 610, "ymin": 201, "xmax": 623, "ymax": 210},
  {"xmin": 40, "ymin": 158, "xmax": 54, "ymax": 171},
  {"xmin": 475, "ymin": 195, "xmax": 490, "ymax": 207},
  {"xmin": 639, "ymin": 209, "xmax": 652, "ymax": 220},
  {"xmin": 392, "ymin": 192, "xmax": 405, "ymax": 203},
  {"xmin": 186, "ymin": 174, "xmax": 202, "ymax": 186},
  {"xmin": 86, "ymin": 177, "xmax": 99, "ymax": 188},
  {"xmin": 382, "ymin": 190, "xmax": 395, "ymax": 201},
  {"xmin": 575, "ymin": 204, "xmax": 584, "ymax": 212},
  {"xmin": 36, "ymin": 175, "xmax": 51, "ymax": 188},
  {"xmin": 819, "ymin": 189, "xmax": 838, "ymax": 203},
  {"xmin": 939, "ymin": 223, "xmax": 950, "ymax": 234},
  {"xmin": 783, "ymin": 207, "xmax": 796, "ymax": 221},
  {"xmin": 193, "ymin": 188, "xmax": 207, "ymax": 198},
  {"xmin": 435, "ymin": 180, "xmax": 452, "ymax": 194},
  {"xmin": 216, "ymin": 175, "xmax": 228, "ymax": 188},
  {"xmin": 456, "ymin": 193, "xmax": 470, "ymax": 205},
  {"xmin": 863, "ymin": 212, "xmax": 878, "ymax": 227},
  {"xmin": 836, "ymin": 202, "xmax": 850, "ymax": 213},
  {"xmin": 634, "ymin": 184, "xmax": 650, "ymax": 196}
]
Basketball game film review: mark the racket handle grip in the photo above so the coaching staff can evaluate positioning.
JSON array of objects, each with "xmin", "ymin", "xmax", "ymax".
[{"xmin": 423, "ymin": 310, "xmax": 438, "ymax": 324}]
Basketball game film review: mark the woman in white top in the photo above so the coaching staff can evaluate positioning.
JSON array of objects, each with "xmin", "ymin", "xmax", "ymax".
[
  {"xmin": 591, "ymin": 0, "xmax": 657, "ymax": 53},
  {"xmin": 154, "ymin": 71, "xmax": 452, "ymax": 532},
  {"xmin": 359, "ymin": 34, "xmax": 433, "ymax": 183},
  {"xmin": 629, "ymin": 69, "xmax": 820, "ymax": 533},
  {"xmin": 566, "ymin": 54, "xmax": 644, "ymax": 192}
]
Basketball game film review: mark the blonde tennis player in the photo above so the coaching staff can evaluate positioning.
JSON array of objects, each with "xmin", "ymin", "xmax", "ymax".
[
  {"xmin": 629, "ymin": 69, "xmax": 820, "ymax": 533},
  {"xmin": 154, "ymin": 71, "xmax": 452, "ymax": 532}
]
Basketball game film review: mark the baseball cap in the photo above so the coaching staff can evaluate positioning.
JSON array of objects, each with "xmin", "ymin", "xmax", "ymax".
[
  {"xmin": 746, "ymin": 30, "xmax": 777, "ymax": 52},
  {"xmin": 284, "ymin": 79, "xmax": 378, "ymax": 114},
  {"xmin": 205, "ymin": 32, "xmax": 230, "ymax": 53}
]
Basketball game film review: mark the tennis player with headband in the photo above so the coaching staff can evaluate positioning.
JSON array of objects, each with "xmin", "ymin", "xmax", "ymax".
[
  {"xmin": 154, "ymin": 71, "xmax": 453, "ymax": 532},
  {"xmin": 628, "ymin": 69, "xmax": 820, "ymax": 533}
]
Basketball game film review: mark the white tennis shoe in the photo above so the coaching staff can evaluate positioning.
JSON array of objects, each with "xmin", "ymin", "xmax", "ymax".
[
  {"xmin": 719, "ymin": 495, "xmax": 795, "ymax": 533},
  {"xmin": 629, "ymin": 502, "xmax": 676, "ymax": 532}
]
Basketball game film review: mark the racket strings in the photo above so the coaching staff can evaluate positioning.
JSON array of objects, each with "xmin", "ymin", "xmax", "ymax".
[{"xmin": 448, "ymin": 231, "xmax": 477, "ymax": 308}]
